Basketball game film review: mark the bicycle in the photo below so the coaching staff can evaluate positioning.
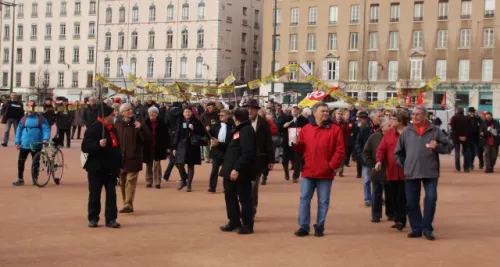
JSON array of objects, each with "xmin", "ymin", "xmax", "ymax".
[{"xmin": 30, "ymin": 141, "xmax": 65, "ymax": 188}]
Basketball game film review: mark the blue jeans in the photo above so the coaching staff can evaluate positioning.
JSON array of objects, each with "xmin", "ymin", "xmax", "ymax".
[
  {"xmin": 405, "ymin": 178, "xmax": 438, "ymax": 234},
  {"xmin": 3, "ymin": 118, "xmax": 19, "ymax": 145},
  {"xmin": 298, "ymin": 178, "xmax": 333, "ymax": 233},
  {"xmin": 454, "ymin": 142, "xmax": 470, "ymax": 171},
  {"xmin": 362, "ymin": 167, "xmax": 372, "ymax": 202}
]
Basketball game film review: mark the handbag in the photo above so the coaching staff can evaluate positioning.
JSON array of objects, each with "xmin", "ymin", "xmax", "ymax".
[{"xmin": 190, "ymin": 133, "xmax": 209, "ymax": 146}]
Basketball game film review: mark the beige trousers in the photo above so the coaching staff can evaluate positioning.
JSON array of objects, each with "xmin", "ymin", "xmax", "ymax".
[
  {"xmin": 146, "ymin": 161, "xmax": 162, "ymax": 186},
  {"xmin": 120, "ymin": 172, "xmax": 139, "ymax": 209}
]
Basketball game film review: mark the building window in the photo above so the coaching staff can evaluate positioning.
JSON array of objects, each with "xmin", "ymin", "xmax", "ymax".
[
  {"xmin": 243, "ymin": 7, "xmax": 248, "ymax": 16},
  {"xmin": 198, "ymin": 29, "xmax": 205, "ymax": 49},
  {"xmin": 74, "ymin": 1, "xmax": 81, "ymax": 15},
  {"xmin": 368, "ymin": 32, "xmax": 378, "ymax": 50},
  {"xmin": 414, "ymin": 2, "xmax": 424, "ymax": 21},
  {"xmin": 349, "ymin": 32, "xmax": 358, "ymax": 50},
  {"xmin": 348, "ymin": 61, "xmax": 358, "ymax": 81},
  {"xmin": 132, "ymin": 6, "xmax": 139, "ymax": 22},
  {"xmin": 350, "ymin": 5, "xmax": 360, "ymax": 23},
  {"xmin": 29, "ymin": 72, "xmax": 36, "ymax": 87},
  {"xmin": 73, "ymin": 47, "xmax": 79, "ymax": 63},
  {"xmin": 131, "ymin": 31, "xmax": 138, "ymax": 49},
  {"xmin": 241, "ymin": 60, "xmax": 247, "ymax": 81},
  {"xmin": 390, "ymin": 3, "xmax": 400, "ymax": 22},
  {"xmin": 484, "ymin": 0, "xmax": 495, "ymax": 17},
  {"xmin": 253, "ymin": 61, "xmax": 259, "ymax": 80},
  {"xmin": 329, "ymin": 6, "xmax": 338, "ymax": 24},
  {"xmin": 326, "ymin": 60, "xmax": 339, "ymax": 80},
  {"xmin": 181, "ymin": 29, "xmax": 188, "ymax": 48},
  {"xmin": 73, "ymin": 22, "xmax": 80, "ymax": 39},
  {"xmin": 460, "ymin": 29, "xmax": 471, "ymax": 47},
  {"xmin": 195, "ymin": 56, "xmax": 203, "ymax": 78},
  {"xmin": 166, "ymin": 30, "xmax": 173, "ymax": 49},
  {"xmin": 328, "ymin": 33, "xmax": 337, "ymax": 50},
  {"xmin": 17, "ymin": 4, "xmax": 24, "ymax": 18},
  {"xmin": 87, "ymin": 47, "xmax": 94, "ymax": 63},
  {"xmin": 388, "ymin": 61, "xmax": 398, "ymax": 82},
  {"xmin": 31, "ymin": 24, "xmax": 37, "ymax": 40},
  {"xmin": 148, "ymin": 5, "xmax": 156, "ymax": 22},
  {"xmin": 148, "ymin": 31, "xmax": 155, "ymax": 49},
  {"xmin": 72, "ymin": 71, "xmax": 78, "ymax": 88},
  {"xmin": 389, "ymin": 31, "xmax": 399, "ymax": 49},
  {"xmin": 307, "ymin": 34, "xmax": 316, "ymax": 51},
  {"xmin": 44, "ymin": 47, "xmax": 50, "ymax": 63},
  {"xmin": 366, "ymin": 92, "xmax": 378, "ymax": 102},
  {"xmin": 118, "ymin": 32, "xmax": 124, "ymax": 50},
  {"xmin": 290, "ymin": 8, "xmax": 299, "ymax": 25},
  {"xmin": 2, "ymin": 72, "xmax": 8, "ymax": 87},
  {"xmin": 90, "ymin": 0, "xmax": 96, "ymax": 15},
  {"xmin": 165, "ymin": 57, "xmax": 172, "ymax": 78},
  {"xmin": 275, "ymin": 8, "xmax": 281, "ymax": 25},
  {"xmin": 346, "ymin": 92, "xmax": 358, "ymax": 99},
  {"xmin": 32, "ymin": 3, "xmax": 38, "ymax": 17},
  {"xmin": 484, "ymin": 28, "xmax": 494, "ymax": 47},
  {"xmin": 3, "ymin": 25, "xmax": 9, "ymax": 40},
  {"xmin": 16, "ymin": 72, "xmax": 21, "ymax": 87},
  {"xmin": 370, "ymin": 4, "xmax": 379, "ymax": 23},
  {"xmin": 88, "ymin": 22, "xmax": 95, "ymax": 38},
  {"xmin": 306, "ymin": 61, "xmax": 315, "ymax": 76},
  {"xmin": 438, "ymin": 1, "xmax": 449, "ymax": 20},
  {"xmin": 86, "ymin": 72, "xmax": 93, "ymax": 88},
  {"xmin": 482, "ymin": 59, "xmax": 493, "ymax": 81},
  {"xmin": 105, "ymin": 32, "xmax": 111, "ymax": 50},
  {"xmin": 3, "ymin": 49, "xmax": 8, "ymax": 64},
  {"xmin": 436, "ymin": 60, "xmax": 447, "ymax": 81},
  {"xmin": 167, "ymin": 4, "xmax": 174, "ymax": 20},
  {"xmin": 59, "ymin": 47, "xmax": 65, "ymax": 63},
  {"xmin": 274, "ymin": 35, "xmax": 280, "ymax": 51},
  {"xmin": 413, "ymin": 31, "xmax": 423, "ymax": 48},
  {"xmin": 368, "ymin": 61, "xmax": 378, "ymax": 81},
  {"xmin": 45, "ymin": 24, "xmax": 51, "ymax": 39},
  {"xmin": 437, "ymin": 30, "xmax": 448, "ymax": 48},
  {"xmin": 289, "ymin": 34, "xmax": 298, "ymax": 50},
  {"xmin": 59, "ymin": 23, "xmax": 66, "ymax": 39},
  {"xmin": 182, "ymin": 3, "xmax": 189, "ymax": 20},
  {"xmin": 16, "ymin": 48, "xmax": 22, "ymax": 63},
  {"xmin": 119, "ymin": 6, "xmax": 125, "ymax": 22},
  {"xmin": 308, "ymin": 7, "xmax": 317, "ymax": 25},
  {"xmin": 17, "ymin": 25, "xmax": 24, "ymax": 40},
  {"xmin": 106, "ymin": 7, "xmax": 112, "ymax": 23},
  {"xmin": 410, "ymin": 59, "xmax": 423, "ymax": 80},
  {"xmin": 130, "ymin": 57, "xmax": 137, "ymax": 75},
  {"xmin": 461, "ymin": 0, "xmax": 472, "ymax": 18},
  {"xmin": 103, "ymin": 58, "xmax": 110, "ymax": 77},
  {"xmin": 198, "ymin": 2, "xmax": 205, "ymax": 19},
  {"xmin": 43, "ymin": 72, "xmax": 50, "ymax": 87},
  {"xmin": 241, "ymin": 33, "xmax": 247, "ymax": 52},
  {"xmin": 288, "ymin": 61, "xmax": 297, "ymax": 80},
  {"xmin": 458, "ymin": 59, "xmax": 470, "ymax": 81},
  {"xmin": 117, "ymin": 57, "xmax": 124, "ymax": 77},
  {"xmin": 180, "ymin": 56, "xmax": 187, "ymax": 78},
  {"xmin": 60, "ymin": 1, "xmax": 67, "ymax": 16},
  {"xmin": 46, "ymin": 2, "xmax": 53, "ymax": 17},
  {"xmin": 386, "ymin": 91, "xmax": 398, "ymax": 99},
  {"xmin": 253, "ymin": 34, "xmax": 258, "ymax": 51}
]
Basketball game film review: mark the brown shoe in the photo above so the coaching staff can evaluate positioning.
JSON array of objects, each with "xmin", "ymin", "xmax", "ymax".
[{"xmin": 119, "ymin": 206, "xmax": 133, "ymax": 213}]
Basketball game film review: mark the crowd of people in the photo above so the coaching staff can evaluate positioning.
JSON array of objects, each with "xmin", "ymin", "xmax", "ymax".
[{"xmin": 2, "ymin": 91, "xmax": 499, "ymax": 239}]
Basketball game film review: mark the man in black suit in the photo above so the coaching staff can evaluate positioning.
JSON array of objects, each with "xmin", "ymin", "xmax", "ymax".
[
  {"xmin": 82, "ymin": 104, "xmax": 122, "ymax": 229},
  {"xmin": 242, "ymin": 99, "xmax": 273, "ymax": 218},
  {"xmin": 208, "ymin": 109, "xmax": 233, "ymax": 193}
]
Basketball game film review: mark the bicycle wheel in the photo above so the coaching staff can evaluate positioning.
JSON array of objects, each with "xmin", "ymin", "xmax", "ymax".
[
  {"xmin": 32, "ymin": 151, "xmax": 52, "ymax": 188},
  {"xmin": 52, "ymin": 148, "xmax": 64, "ymax": 185}
]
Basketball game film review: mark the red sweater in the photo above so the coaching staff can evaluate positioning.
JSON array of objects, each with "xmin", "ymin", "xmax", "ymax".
[
  {"xmin": 293, "ymin": 121, "xmax": 345, "ymax": 180},
  {"xmin": 266, "ymin": 118, "xmax": 278, "ymax": 136},
  {"xmin": 376, "ymin": 128, "xmax": 404, "ymax": 181}
]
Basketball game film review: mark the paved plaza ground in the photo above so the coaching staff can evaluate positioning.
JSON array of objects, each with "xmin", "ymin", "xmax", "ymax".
[{"xmin": 0, "ymin": 125, "xmax": 499, "ymax": 267}]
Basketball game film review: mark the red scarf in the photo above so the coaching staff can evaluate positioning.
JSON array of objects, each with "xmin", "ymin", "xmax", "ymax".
[
  {"xmin": 414, "ymin": 121, "xmax": 429, "ymax": 137},
  {"xmin": 97, "ymin": 117, "xmax": 118, "ymax": 147}
]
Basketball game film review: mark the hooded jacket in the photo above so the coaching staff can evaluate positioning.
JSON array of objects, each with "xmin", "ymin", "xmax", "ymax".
[{"xmin": 15, "ymin": 113, "xmax": 51, "ymax": 150}]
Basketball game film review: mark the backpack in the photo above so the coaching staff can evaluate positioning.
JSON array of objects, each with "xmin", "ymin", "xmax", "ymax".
[{"xmin": 21, "ymin": 114, "xmax": 43, "ymax": 128}]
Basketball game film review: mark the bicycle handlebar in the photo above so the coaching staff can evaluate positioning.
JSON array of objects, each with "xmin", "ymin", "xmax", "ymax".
[{"xmin": 29, "ymin": 141, "xmax": 56, "ymax": 152}]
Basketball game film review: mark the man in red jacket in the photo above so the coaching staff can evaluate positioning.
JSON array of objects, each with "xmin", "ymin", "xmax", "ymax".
[{"xmin": 292, "ymin": 102, "xmax": 345, "ymax": 237}]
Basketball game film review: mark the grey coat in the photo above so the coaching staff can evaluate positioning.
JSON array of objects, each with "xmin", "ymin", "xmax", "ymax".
[
  {"xmin": 362, "ymin": 132, "xmax": 386, "ymax": 182},
  {"xmin": 72, "ymin": 108, "xmax": 85, "ymax": 126},
  {"xmin": 395, "ymin": 123, "xmax": 452, "ymax": 179}
]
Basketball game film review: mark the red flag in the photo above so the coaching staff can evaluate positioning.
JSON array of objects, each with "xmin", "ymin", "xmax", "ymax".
[
  {"xmin": 416, "ymin": 93, "xmax": 424, "ymax": 105},
  {"xmin": 440, "ymin": 93, "xmax": 446, "ymax": 109},
  {"xmin": 405, "ymin": 91, "xmax": 411, "ymax": 107}
]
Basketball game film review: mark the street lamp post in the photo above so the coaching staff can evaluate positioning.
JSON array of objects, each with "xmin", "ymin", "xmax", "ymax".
[
  {"xmin": 270, "ymin": 0, "xmax": 277, "ymax": 94},
  {"xmin": 0, "ymin": 0, "xmax": 17, "ymax": 93}
]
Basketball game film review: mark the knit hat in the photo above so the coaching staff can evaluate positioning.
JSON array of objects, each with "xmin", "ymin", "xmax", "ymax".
[
  {"xmin": 98, "ymin": 104, "xmax": 114, "ymax": 118},
  {"xmin": 467, "ymin": 107, "xmax": 476, "ymax": 113}
]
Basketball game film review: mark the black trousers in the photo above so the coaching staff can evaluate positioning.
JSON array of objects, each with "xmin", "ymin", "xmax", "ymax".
[
  {"xmin": 18, "ymin": 148, "xmax": 40, "ymax": 180},
  {"xmin": 71, "ymin": 126, "xmax": 82, "ymax": 139},
  {"xmin": 224, "ymin": 177, "xmax": 253, "ymax": 228},
  {"xmin": 57, "ymin": 128, "xmax": 71, "ymax": 147},
  {"xmin": 356, "ymin": 158, "xmax": 362, "ymax": 177},
  {"xmin": 387, "ymin": 180, "xmax": 407, "ymax": 226},
  {"xmin": 163, "ymin": 155, "xmax": 176, "ymax": 180},
  {"xmin": 176, "ymin": 164, "xmax": 195, "ymax": 183},
  {"xmin": 209, "ymin": 158, "xmax": 223, "ymax": 190},
  {"xmin": 282, "ymin": 146, "xmax": 302, "ymax": 179},
  {"xmin": 344, "ymin": 145, "xmax": 354, "ymax": 166},
  {"xmin": 372, "ymin": 182, "xmax": 395, "ymax": 219},
  {"xmin": 87, "ymin": 171, "xmax": 118, "ymax": 223}
]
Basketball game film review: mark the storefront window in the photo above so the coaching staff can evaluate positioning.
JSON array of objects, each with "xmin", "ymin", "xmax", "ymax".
[{"xmin": 456, "ymin": 92, "xmax": 469, "ymax": 107}]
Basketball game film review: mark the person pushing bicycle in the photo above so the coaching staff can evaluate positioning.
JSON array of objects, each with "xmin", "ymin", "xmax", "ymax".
[{"xmin": 13, "ymin": 100, "xmax": 50, "ymax": 186}]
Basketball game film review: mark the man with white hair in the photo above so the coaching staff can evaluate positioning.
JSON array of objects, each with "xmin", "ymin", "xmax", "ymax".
[{"xmin": 395, "ymin": 105, "xmax": 452, "ymax": 240}]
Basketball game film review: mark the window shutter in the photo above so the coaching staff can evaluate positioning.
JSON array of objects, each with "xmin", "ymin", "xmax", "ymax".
[
  {"xmin": 335, "ymin": 60, "xmax": 340, "ymax": 80},
  {"xmin": 322, "ymin": 60, "xmax": 328, "ymax": 80}
]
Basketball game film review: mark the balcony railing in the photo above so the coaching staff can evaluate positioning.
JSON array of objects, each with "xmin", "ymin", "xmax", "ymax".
[
  {"xmin": 242, "ymin": 19, "xmax": 248, "ymax": 26},
  {"xmin": 414, "ymin": 16, "xmax": 423, "ymax": 21},
  {"xmin": 370, "ymin": 19, "xmax": 379, "ymax": 23},
  {"xmin": 390, "ymin": 17, "xmax": 399, "ymax": 22},
  {"xmin": 438, "ymin": 15, "xmax": 447, "ymax": 20},
  {"xmin": 461, "ymin": 14, "xmax": 471, "ymax": 19},
  {"xmin": 484, "ymin": 11, "xmax": 495, "ymax": 17}
]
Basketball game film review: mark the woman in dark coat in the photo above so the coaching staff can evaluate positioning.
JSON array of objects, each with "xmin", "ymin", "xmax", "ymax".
[
  {"xmin": 144, "ymin": 106, "xmax": 169, "ymax": 189},
  {"xmin": 219, "ymin": 108, "xmax": 256, "ymax": 235},
  {"xmin": 172, "ymin": 105, "xmax": 205, "ymax": 192}
]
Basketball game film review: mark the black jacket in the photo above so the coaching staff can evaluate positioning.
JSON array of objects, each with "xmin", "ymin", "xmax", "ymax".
[
  {"xmin": 133, "ymin": 104, "xmax": 143, "ymax": 121},
  {"xmin": 355, "ymin": 120, "xmax": 380, "ymax": 166},
  {"xmin": 281, "ymin": 115, "xmax": 309, "ymax": 146},
  {"xmin": 172, "ymin": 116, "xmax": 205, "ymax": 165},
  {"xmin": 362, "ymin": 132, "xmax": 386, "ymax": 182},
  {"xmin": 42, "ymin": 104, "xmax": 56, "ymax": 125},
  {"xmin": 1, "ymin": 100, "xmax": 24, "ymax": 122},
  {"xmin": 165, "ymin": 106, "xmax": 182, "ymax": 147},
  {"xmin": 219, "ymin": 120, "xmax": 256, "ymax": 180},
  {"xmin": 468, "ymin": 116, "xmax": 483, "ymax": 144},
  {"xmin": 55, "ymin": 109, "xmax": 75, "ymax": 130},
  {"xmin": 83, "ymin": 105, "xmax": 98, "ymax": 128},
  {"xmin": 450, "ymin": 112, "xmax": 471, "ymax": 144},
  {"xmin": 81, "ymin": 120, "xmax": 123, "ymax": 176},
  {"xmin": 253, "ymin": 116, "xmax": 274, "ymax": 171},
  {"xmin": 209, "ymin": 121, "xmax": 234, "ymax": 160},
  {"xmin": 144, "ymin": 118, "xmax": 169, "ymax": 161}
]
